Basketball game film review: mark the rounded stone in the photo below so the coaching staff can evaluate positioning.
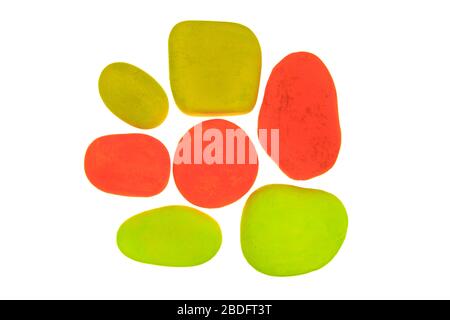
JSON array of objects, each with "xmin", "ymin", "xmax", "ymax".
[
  {"xmin": 169, "ymin": 21, "xmax": 261, "ymax": 115},
  {"xmin": 117, "ymin": 206, "xmax": 222, "ymax": 267},
  {"xmin": 173, "ymin": 119, "xmax": 258, "ymax": 208},
  {"xmin": 258, "ymin": 52, "xmax": 341, "ymax": 180},
  {"xmin": 98, "ymin": 62, "xmax": 168, "ymax": 129},
  {"xmin": 241, "ymin": 184, "xmax": 348, "ymax": 276},
  {"xmin": 84, "ymin": 134, "xmax": 170, "ymax": 197}
]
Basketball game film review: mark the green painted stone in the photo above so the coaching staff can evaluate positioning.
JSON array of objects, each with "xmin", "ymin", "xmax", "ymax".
[
  {"xmin": 241, "ymin": 184, "xmax": 348, "ymax": 276},
  {"xmin": 117, "ymin": 206, "xmax": 222, "ymax": 267},
  {"xmin": 98, "ymin": 62, "xmax": 168, "ymax": 129}
]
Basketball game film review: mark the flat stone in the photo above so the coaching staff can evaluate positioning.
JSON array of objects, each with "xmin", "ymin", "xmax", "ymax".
[
  {"xmin": 241, "ymin": 184, "xmax": 348, "ymax": 276},
  {"xmin": 117, "ymin": 206, "xmax": 222, "ymax": 267},
  {"xmin": 84, "ymin": 134, "xmax": 170, "ymax": 197},
  {"xmin": 169, "ymin": 21, "xmax": 261, "ymax": 115},
  {"xmin": 173, "ymin": 119, "xmax": 258, "ymax": 208},
  {"xmin": 98, "ymin": 62, "xmax": 168, "ymax": 129},
  {"xmin": 258, "ymin": 52, "xmax": 341, "ymax": 180}
]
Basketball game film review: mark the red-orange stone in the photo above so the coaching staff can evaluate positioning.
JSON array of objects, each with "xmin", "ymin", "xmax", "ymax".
[
  {"xmin": 258, "ymin": 52, "xmax": 341, "ymax": 180},
  {"xmin": 173, "ymin": 119, "xmax": 258, "ymax": 208},
  {"xmin": 84, "ymin": 134, "xmax": 170, "ymax": 197}
]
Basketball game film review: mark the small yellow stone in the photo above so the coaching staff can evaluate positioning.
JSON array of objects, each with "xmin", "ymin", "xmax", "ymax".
[
  {"xmin": 98, "ymin": 62, "xmax": 168, "ymax": 129},
  {"xmin": 169, "ymin": 21, "xmax": 262, "ymax": 116},
  {"xmin": 117, "ymin": 206, "xmax": 222, "ymax": 267}
]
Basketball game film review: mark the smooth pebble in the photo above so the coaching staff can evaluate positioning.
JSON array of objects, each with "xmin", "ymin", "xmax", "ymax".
[
  {"xmin": 117, "ymin": 206, "xmax": 222, "ymax": 267},
  {"xmin": 241, "ymin": 184, "xmax": 348, "ymax": 276},
  {"xmin": 173, "ymin": 119, "xmax": 258, "ymax": 208},
  {"xmin": 258, "ymin": 52, "xmax": 341, "ymax": 180},
  {"xmin": 169, "ymin": 21, "xmax": 261, "ymax": 115},
  {"xmin": 99, "ymin": 62, "xmax": 168, "ymax": 129},
  {"xmin": 84, "ymin": 134, "xmax": 170, "ymax": 197}
]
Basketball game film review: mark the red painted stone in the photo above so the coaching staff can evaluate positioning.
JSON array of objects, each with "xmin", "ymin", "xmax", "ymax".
[
  {"xmin": 258, "ymin": 52, "xmax": 341, "ymax": 180},
  {"xmin": 84, "ymin": 134, "xmax": 170, "ymax": 197},
  {"xmin": 173, "ymin": 119, "xmax": 258, "ymax": 208}
]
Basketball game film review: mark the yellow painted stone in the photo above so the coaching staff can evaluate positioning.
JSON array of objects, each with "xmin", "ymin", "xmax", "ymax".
[
  {"xmin": 117, "ymin": 206, "xmax": 222, "ymax": 267},
  {"xmin": 169, "ymin": 21, "xmax": 262, "ymax": 116},
  {"xmin": 241, "ymin": 185, "xmax": 348, "ymax": 276},
  {"xmin": 98, "ymin": 62, "xmax": 168, "ymax": 129}
]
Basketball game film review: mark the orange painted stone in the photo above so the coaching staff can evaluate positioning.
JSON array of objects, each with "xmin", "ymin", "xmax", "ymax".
[
  {"xmin": 173, "ymin": 119, "xmax": 258, "ymax": 208},
  {"xmin": 84, "ymin": 134, "xmax": 170, "ymax": 197},
  {"xmin": 258, "ymin": 52, "xmax": 341, "ymax": 180}
]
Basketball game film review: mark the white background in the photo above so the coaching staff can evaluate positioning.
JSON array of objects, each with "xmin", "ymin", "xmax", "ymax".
[{"xmin": 1, "ymin": 0, "xmax": 449, "ymax": 300}]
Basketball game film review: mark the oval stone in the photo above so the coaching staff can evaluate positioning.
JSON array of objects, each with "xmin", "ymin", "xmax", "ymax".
[
  {"xmin": 241, "ymin": 184, "xmax": 348, "ymax": 276},
  {"xmin": 84, "ymin": 134, "xmax": 170, "ymax": 197},
  {"xmin": 258, "ymin": 52, "xmax": 341, "ymax": 180},
  {"xmin": 98, "ymin": 62, "xmax": 168, "ymax": 129},
  {"xmin": 117, "ymin": 206, "xmax": 222, "ymax": 267},
  {"xmin": 173, "ymin": 119, "xmax": 258, "ymax": 208}
]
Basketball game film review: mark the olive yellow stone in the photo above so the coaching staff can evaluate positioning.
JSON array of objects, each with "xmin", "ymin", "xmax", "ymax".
[
  {"xmin": 98, "ymin": 62, "xmax": 168, "ymax": 129},
  {"xmin": 169, "ymin": 21, "xmax": 262, "ymax": 115},
  {"xmin": 241, "ymin": 184, "xmax": 348, "ymax": 276},
  {"xmin": 117, "ymin": 206, "xmax": 222, "ymax": 267}
]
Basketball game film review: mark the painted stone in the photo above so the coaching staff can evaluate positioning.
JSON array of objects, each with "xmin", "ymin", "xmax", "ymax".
[
  {"xmin": 258, "ymin": 52, "xmax": 341, "ymax": 180},
  {"xmin": 169, "ymin": 21, "xmax": 261, "ymax": 115},
  {"xmin": 173, "ymin": 119, "xmax": 258, "ymax": 208},
  {"xmin": 241, "ymin": 184, "xmax": 348, "ymax": 276},
  {"xmin": 117, "ymin": 206, "xmax": 222, "ymax": 267},
  {"xmin": 98, "ymin": 62, "xmax": 168, "ymax": 129},
  {"xmin": 84, "ymin": 134, "xmax": 170, "ymax": 197}
]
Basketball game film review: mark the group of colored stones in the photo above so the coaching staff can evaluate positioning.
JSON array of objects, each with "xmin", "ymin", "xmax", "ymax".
[{"xmin": 84, "ymin": 21, "xmax": 348, "ymax": 277}]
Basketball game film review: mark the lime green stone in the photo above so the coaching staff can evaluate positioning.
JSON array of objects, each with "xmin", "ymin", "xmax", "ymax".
[
  {"xmin": 98, "ymin": 62, "xmax": 168, "ymax": 129},
  {"xmin": 117, "ymin": 206, "xmax": 222, "ymax": 267},
  {"xmin": 241, "ymin": 184, "xmax": 348, "ymax": 276},
  {"xmin": 169, "ymin": 21, "xmax": 262, "ymax": 115}
]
